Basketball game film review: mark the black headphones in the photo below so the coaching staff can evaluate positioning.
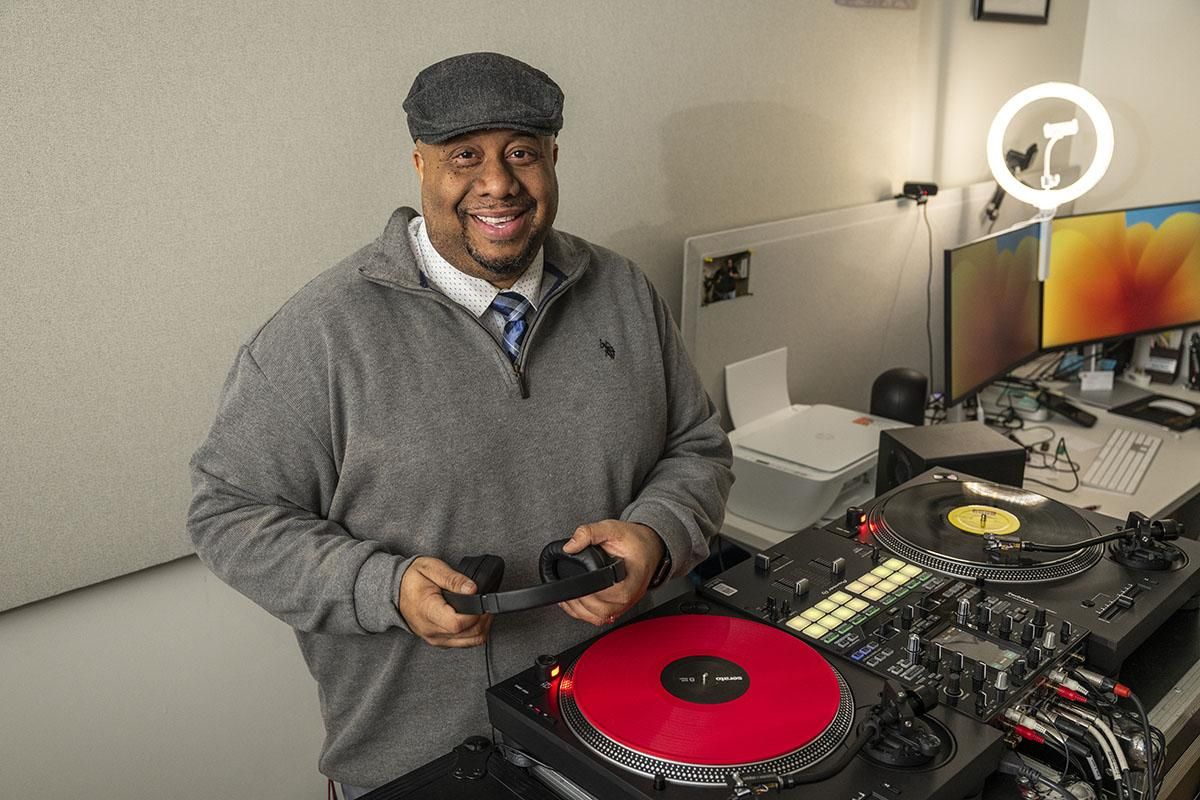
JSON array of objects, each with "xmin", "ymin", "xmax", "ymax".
[{"xmin": 441, "ymin": 539, "xmax": 627, "ymax": 615}]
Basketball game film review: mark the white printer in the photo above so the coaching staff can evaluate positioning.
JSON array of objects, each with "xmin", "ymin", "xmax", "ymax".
[{"xmin": 723, "ymin": 349, "xmax": 910, "ymax": 545}]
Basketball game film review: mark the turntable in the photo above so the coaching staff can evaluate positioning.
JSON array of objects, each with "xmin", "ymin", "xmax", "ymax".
[
  {"xmin": 702, "ymin": 468, "xmax": 1200, "ymax": 681},
  {"xmin": 487, "ymin": 592, "xmax": 1005, "ymax": 800}
]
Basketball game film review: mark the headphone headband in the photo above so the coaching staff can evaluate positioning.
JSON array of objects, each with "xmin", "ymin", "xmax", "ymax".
[{"xmin": 442, "ymin": 557, "xmax": 626, "ymax": 615}]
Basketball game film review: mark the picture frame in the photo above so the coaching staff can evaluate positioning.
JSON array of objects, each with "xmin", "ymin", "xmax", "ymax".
[{"xmin": 972, "ymin": 0, "xmax": 1050, "ymax": 24}]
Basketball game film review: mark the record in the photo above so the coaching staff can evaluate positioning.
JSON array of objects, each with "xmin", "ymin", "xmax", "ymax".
[
  {"xmin": 558, "ymin": 614, "xmax": 853, "ymax": 783},
  {"xmin": 870, "ymin": 478, "xmax": 1103, "ymax": 583}
]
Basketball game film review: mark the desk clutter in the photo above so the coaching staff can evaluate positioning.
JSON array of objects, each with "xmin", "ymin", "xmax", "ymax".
[{"xmin": 369, "ymin": 469, "xmax": 1193, "ymax": 800}]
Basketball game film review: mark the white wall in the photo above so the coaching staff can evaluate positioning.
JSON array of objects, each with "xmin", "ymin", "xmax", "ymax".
[
  {"xmin": 1075, "ymin": 0, "xmax": 1200, "ymax": 211},
  {"xmin": 0, "ymin": 2, "xmax": 1111, "ymax": 797},
  {"xmin": 0, "ymin": 558, "xmax": 324, "ymax": 798}
]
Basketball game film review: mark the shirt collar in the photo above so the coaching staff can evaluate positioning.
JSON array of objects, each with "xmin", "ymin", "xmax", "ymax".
[{"xmin": 409, "ymin": 216, "xmax": 544, "ymax": 318}]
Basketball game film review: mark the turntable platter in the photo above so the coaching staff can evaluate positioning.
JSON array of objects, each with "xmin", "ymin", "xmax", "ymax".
[
  {"xmin": 871, "ymin": 479, "xmax": 1103, "ymax": 583},
  {"xmin": 559, "ymin": 614, "xmax": 854, "ymax": 784}
]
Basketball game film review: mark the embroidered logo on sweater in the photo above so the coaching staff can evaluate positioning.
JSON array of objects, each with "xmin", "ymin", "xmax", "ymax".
[{"xmin": 599, "ymin": 339, "xmax": 615, "ymax": 360}]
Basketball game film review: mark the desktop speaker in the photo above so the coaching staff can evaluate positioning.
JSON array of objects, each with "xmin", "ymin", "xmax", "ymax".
[
  {"xmin": 875, "ymin": 422, "xmax": 1026, "ymax": 496},
  {"xmin": 870, "ymin": 367, "xmax": 927, "ymax": 426}
]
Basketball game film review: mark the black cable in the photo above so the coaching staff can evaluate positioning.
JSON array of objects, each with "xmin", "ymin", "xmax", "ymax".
[
  {"xmin": 922, "ymin": 202, "xmax": 935, "ymax": 396},
  {"xmin": 1129, "ymin": 692, "xmax": 1155, "ymax": 800},
  {"xmin": 1056, "ymin": 732, "xmax": 1072, "ymax": 783}
]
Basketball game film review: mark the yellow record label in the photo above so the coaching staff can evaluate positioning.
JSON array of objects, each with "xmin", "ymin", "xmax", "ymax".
[{"xmin": 946, "ymin": 505, "xmax": 1021, "ymax": 536}]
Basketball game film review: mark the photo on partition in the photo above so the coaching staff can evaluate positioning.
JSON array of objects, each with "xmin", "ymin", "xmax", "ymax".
[{"xmin": 702, "ymin": 250, "xmax": 752, "ymax": 306}]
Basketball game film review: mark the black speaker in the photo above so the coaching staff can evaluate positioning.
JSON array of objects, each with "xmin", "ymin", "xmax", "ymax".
[
  {"xmin": 875, "ymin": 422, "xmax": 1025, "ymax": 496},
  {"xmin": 870, "ymin": 367, "xmax": 927, "ymax": 426}
]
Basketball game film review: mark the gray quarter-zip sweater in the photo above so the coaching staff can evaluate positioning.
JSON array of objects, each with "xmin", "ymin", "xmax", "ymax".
[{"xmin": 187, "ymin": 207, "xmax": 732, "ymax": 786}]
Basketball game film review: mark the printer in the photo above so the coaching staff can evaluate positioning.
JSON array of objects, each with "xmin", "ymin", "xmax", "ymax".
[{"xmin": 723, "ymin": 349, "xmax": 910, "ymax": 544}]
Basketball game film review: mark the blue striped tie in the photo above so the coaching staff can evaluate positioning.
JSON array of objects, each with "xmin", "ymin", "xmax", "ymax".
[{"xmin": 490, "ymin": 291, "xmax": 532, "ymax": 362}]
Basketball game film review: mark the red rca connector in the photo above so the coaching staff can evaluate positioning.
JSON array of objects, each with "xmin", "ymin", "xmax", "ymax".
[
  {"xmin": 1013, "ymin": 724, "xmax": 1045, "ymax": 744},
  {"xmin": 1056, "ymin": 685, "xmax": 1088, "ymax": 704}
]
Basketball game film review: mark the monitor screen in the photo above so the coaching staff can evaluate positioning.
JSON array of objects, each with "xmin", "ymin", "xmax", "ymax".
[
  {"xmin": 944, "ymin": 223, "xmax": 1042, "ymax": 405},
  {"xmin": 1042, "ymin": 200, "xmax": 1200, "ymax": 350}
]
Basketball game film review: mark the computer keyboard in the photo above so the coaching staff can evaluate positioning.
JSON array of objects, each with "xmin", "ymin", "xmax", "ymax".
[{"xmin": 1080, "ymin": 428, "xmax": 1162, "ymax": 494}]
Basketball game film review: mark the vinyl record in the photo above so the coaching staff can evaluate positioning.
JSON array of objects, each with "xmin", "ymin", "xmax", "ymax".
[
  {"xmin": 870, "ymin": 478, "xmax": 1103, "ymax": 582},
  {"xmin": 559, "ymin": 614, "xmax": 853, "ymax": 783}
]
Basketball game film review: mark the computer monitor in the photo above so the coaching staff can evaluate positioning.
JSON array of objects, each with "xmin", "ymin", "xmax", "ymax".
[
  {"xmin": 1041, "ymin": 199, "xmax": 1200, "ymax": 350},
  {"xmin": 943, "ymin": 221, "xmax": 1042, "ymax": 406}
]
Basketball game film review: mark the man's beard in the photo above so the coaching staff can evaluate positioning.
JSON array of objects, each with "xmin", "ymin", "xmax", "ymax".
[{"xmin": 462, "ymin": 224, "xmax": 545, "ymax": 278}]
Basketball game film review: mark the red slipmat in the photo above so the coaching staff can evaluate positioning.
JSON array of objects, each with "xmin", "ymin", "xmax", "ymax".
[{"xmin": 562, "ymin": 614, "xmax": 841, "ymax": 765}]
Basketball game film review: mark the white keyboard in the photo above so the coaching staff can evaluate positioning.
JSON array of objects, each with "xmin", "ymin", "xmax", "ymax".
[{"xmin": 1080, "ymin": 428, "xmax": 1162, "ymax": 494}]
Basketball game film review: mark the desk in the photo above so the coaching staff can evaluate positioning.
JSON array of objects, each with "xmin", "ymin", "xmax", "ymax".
[{"xmin": 1012, "ymin": 380, "xmax": 1200, "ymax": 531}]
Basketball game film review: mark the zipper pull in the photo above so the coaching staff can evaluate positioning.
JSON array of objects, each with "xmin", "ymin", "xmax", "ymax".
[{"xmin": 514, "ymin": 362, "xmax": 529, "ymax": 399}]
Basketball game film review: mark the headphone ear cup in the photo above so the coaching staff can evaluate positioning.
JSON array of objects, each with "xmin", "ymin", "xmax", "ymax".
[{"xmin": 539, "ymin": 539, "xmax": 610, "ymax": 582}]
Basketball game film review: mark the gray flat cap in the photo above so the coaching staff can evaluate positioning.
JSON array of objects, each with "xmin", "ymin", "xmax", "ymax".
[{"xmin": 404, "ymin": 52, "xmax": 564, "ymax": 144}]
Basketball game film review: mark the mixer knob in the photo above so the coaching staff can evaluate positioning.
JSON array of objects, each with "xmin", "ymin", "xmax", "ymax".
[
  {"xmin": 995, "ymin": 671, "xmax": 1010, "ymax": 702},
  {"xmin": 906, "ymin": 634, "xmax": 922, "ymax": 665},
  {"xmin": 1021, "ymin": 621, "xmax": 1036, "ymax": 648},
  {"xmin": 830, "ymin": 557, "xmax": 846, "ymax": 578},
  {"xmin": 946, "ymin": 672, "xmax": 964, "ymax": 698},
  {"xmin": 952, "ymin": 651, "xmax": 966, "ymax": 672},
  {"xmin": 1060, "ymin": 620, "xmax": 1074, "ymax": 645},
  {"xmin": 793, "ymin": 578, "xmax": 810, "ymax": 598},
  {"xmin": 972, "ymin": 660, "xmax": 987, "ymax": 691},
  {"xmin": 765, "ymin": 596, "xmax": 777, "ymax": 621},
  {"xmin": 999, "ymin": 614, "xmax": 1014, "ymax": 638},
  {"xmin": 925, "ymin": 643, "xmax": 942, "ymax": 670},
  {"xmin": 1042, "ymin": 630, "xmax": 1058, "ymax": 653},
  {"xmin": 975, "ymin": 604, "xmax": 992, "ymax": 630},
  {"xmin": 956, "ymin": 598, "xmax": 971, "ymax": 625},
  {"xmin": 1012, "ymin": 659, "xmax": 1028, "ymax": 680},
  {"xmin": 1027, "ymin": 646, "xmax": 1042, "ymax": 669},
  {"xmin": 1033, "ymin": 606, "xmax": 1047, "ymax": 630},
  {"xmin": 900, "ymin": 605, "xmax": 915, "ymax": 631}
]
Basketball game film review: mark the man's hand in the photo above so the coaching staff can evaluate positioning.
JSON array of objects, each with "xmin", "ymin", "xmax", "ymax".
[
  {"xmin": 558, "ymin": 520, "xmax": 665, "ymax": 626},
  {"xmin": 398, "ymin": 556, "xmax": 492, "ymax": 648}
]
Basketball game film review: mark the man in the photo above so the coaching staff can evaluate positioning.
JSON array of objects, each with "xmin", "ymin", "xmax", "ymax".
[{"xmin": 187, "ymin": 52, "xmax": 732, "ymax": 796}]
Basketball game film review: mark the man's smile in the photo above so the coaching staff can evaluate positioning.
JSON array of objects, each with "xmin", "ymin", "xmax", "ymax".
[{"xmin": 464, "ymin": 207, "xmax": 532, "ymax": 241}]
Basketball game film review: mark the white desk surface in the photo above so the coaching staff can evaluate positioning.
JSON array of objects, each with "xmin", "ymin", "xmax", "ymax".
[
  {"xmin": 720, "ymin": 381, "xmax": 1200, "ymax": 553},
  {"xmin": 1021, "ymin": 381, "xmax": 1200, "ymax": 521}
]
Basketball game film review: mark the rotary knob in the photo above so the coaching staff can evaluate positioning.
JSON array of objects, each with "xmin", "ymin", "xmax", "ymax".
[
  {"xmin": 975, "ymin": 604, "xmax": 992, "ymax": 630},
  {"xmin": 995, "ymin": 671, "xmax": 1010, "ymax": 703},
  {"xmin": 906, "ymin": 634, "xmax": 922, "ymax": 666},
  {"xmin": 972, "ymin": 660, "xmax": 987, "ymax": 692},
  {"xmin": 900, "ymin": 605, "xmax": 915, "ymax": 631},
  {"xmin": 956, "ymin": 598, "xmax": 971, "ymax": 625},
  {"xmin": 1027, "ymin": 646, "xmax": 1042, "ymax": 670},
  {"xmin": 999, "ymin": 614, "xmax": 1014, "ymax": 639},
  {"xmin": 1021, "ymin": 621, "xmax": 1036, "ymax": 648},
  {"xmin": 1060, "ymin": 620, "xmax": 1074, "ymax": 645},
  {"xmin": 1033, "ymin": 606, "xmax": 1047, "ymax": 630}
]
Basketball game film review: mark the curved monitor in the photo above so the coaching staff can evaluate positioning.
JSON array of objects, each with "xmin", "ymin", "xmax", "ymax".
[
  {"xmin": 1042, "ymin": 200, "xmax": 1200, "ymax": 350},
  {"xmin": 944, "ymin": 222, "xmax": 1042, "ymax": 406}
]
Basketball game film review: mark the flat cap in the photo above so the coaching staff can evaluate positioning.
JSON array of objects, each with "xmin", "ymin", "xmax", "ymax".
[{"xmin": 404, "ymin": 52, "xmax": 564, "ymax": 144}]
